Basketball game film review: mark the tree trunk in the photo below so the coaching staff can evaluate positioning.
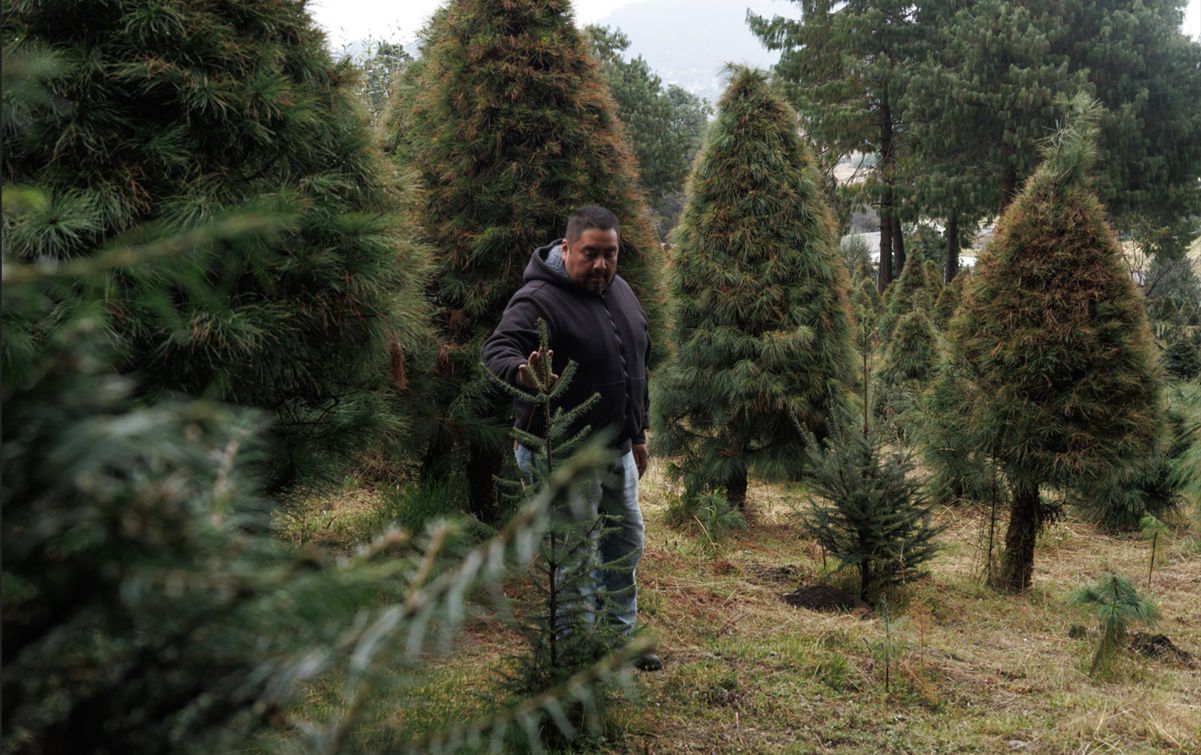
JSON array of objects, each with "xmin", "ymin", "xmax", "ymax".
[
  {"xmin": 892, "ymin": 214, "xmax": 906, "ymax": 276},
  {"xmin": 997, "ymin": 480, "xmax": 1040, "ymax": 593},
  {"xmin": 726, "ymin": 468, "xmax": 748, "ymax": 510},
  {"xmin": 877, "ymin": 87, "xmax": 896, "ymax": 292},
  {"xmin": 944, "ymin": 214, "xmax": 959, "ymax": 283},
  {"xmin": 466, "ymin": 442, "xmax": 502, "ymax": 524},
  {"xmin": 877, "ymin": 206, "xmax": 893, "ymax": 292}
]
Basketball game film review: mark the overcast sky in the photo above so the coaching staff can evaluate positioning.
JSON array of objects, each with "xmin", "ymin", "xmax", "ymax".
[{"xmin": 308, "ymin": 0, "xmax": 1201, "ymax": 49}]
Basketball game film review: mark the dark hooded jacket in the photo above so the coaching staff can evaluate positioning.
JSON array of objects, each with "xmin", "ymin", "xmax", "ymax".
[{"xmin": 482, "ymin": 239, "xmax": 650, "ymax": 454}]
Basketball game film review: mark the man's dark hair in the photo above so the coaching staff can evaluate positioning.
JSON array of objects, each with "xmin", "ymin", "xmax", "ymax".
[{"xmin": 565, "ymin": 205, "xmax": 620, "ymax": 244}]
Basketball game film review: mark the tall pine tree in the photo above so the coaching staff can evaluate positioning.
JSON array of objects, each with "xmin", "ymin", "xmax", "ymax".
[
  {"xmin": 405, "ymin": 0, "xmax": 665, "ymax": 521},
  {"xmin": 945, "ymin": 98, "xmax": 1161, "ymax": 592},
  {"xmin": 2, "ymin": 0, "xmax": 432, "ymax": 487},
  {"xmin": 750, "ymin": 1, "xmax": 928, "ymax": 290},
  {"xmin": 653, "ymin": 67, "xmax": 855, "ymax": 510}
]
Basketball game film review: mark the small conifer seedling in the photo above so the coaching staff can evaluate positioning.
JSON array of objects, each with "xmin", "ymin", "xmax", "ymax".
[{"xmin": 1069, "ymin": 574, "xmax": 1159, "ymax": 677}]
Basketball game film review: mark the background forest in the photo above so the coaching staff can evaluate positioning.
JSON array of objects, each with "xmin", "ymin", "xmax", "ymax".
[{"xmin": 3, "ymin": 0, "xmax": 1201, "ymax": 752}]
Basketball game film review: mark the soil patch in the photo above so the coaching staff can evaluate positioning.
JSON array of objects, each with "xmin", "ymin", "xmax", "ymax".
[
  {"xmin": 783, "ymin": 584, "xmax": 869, "ymax": 614},
  {"xmin": 1129, "ymin": 633, "xmax": 1196, "ymax": 667}
]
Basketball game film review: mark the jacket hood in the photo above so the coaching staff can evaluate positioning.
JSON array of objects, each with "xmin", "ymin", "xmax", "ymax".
[{"xmin": 524, "ymin": 239, "xmax": 616, "ymax": 295}]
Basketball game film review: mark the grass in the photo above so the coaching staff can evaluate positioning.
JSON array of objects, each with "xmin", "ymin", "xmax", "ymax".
[{"xmin": 280, "ymin": 461, "xmax": 1201, "ymax": 753}]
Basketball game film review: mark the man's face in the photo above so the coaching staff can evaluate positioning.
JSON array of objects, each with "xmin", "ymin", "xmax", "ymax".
[{"xmin": 563, "ymin": 228, "xmax": 619, "ymax": 294}]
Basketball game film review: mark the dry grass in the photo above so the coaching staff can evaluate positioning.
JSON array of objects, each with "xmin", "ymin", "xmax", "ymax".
[{"xmin": 292, "ymin": 461, "xmax": 1201, "ymax": 753}]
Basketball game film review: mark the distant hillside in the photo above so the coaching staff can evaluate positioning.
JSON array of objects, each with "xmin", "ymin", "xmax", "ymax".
[{"xmin": 594, "ymin": 0, "xmax": 798, "ymax": 102}]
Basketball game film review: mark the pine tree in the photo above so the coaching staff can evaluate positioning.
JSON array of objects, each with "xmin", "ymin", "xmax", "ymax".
[
  {"xmin": 584, "ymin": 24, "xmax": 709, "ymax": 221},
  {"xmin": 919, "ymin": 352, "xmax": 1000, "ymax": 506},
  {"xmin": 750, "ymin": 0, "xmax": 929, "ymax": 290},
  {"xmin": 404, "ymin": 0, "xmax": 665, "ymax": 521},
  {"xmin": 873, "ymin": 309, "xmax": 937, "ymax": 438},
  {"xmin": 1069, "ymin": 574, "xmax": 1159, "ymax": 677},
  {"xmin": 802, "ymin": 417, "xmax": 943, "ymax": 603},
  {"xmin": 945, "ymin": 98, "xmax": 1161, "ymax": 592},
  {"xmin": 3, "ymin": 0, "xmax": 433, "ymax": 487},
  {"xmin": 488, "ymin": 322, "xmax": 647, "ymax": 746},
  {"xmin": 931, "ymin": 269, "xmax": 967, "ymax": 330},
  {"xmin": 876, "ymin": 251, "xmax": 941, "ymax": 343},
  {"xmin": 1162, "ymin": 338, "xmax": 1201, "ymax": 382},
  {"xmin": 653, "ymin": 67, "xmax": 855, "ymax": 510},
  {"xmin": 907, "ymin": 0, "xmax": 1201, "ymax": 258}
]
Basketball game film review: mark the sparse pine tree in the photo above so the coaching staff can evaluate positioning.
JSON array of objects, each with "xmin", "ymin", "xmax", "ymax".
[
  {"xmin": 802, "ymin": 418, "xmax": 943, "ymax": 603},
  {"xmin": 404, "ymin": 0, "xmax": 665, "ymax": 522},
  {"xmin": 488, "ymin": 322, "xmax": 644, "ymax": 745},
  {"xmin": 1140, "ymin": 514, "xmax": 1169, "ymax": 590},
  {"xmin": 653, "ymin": 67, "xmax": 855, "ymax": 510},
  {"xmin": 946, "ymin": 97, "xmax": 1161, "ymax": 592},
  {"xmin": 1069, "ymin": 574, "xmax": 1159, "ymax": 677},
  {"xmin": 3, "ymin": 0, "xmax": 433, "ymax": 487}
]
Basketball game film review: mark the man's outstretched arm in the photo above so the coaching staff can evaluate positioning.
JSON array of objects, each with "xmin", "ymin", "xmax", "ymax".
[{"xmin": 481, "ymin": 295, "xmax": 553, "ymax": 388}]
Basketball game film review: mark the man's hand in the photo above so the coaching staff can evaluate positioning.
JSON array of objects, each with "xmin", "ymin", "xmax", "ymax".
[
  {"xmin": 632, "ymin": 443, "xmax": 648, "ymax": 479},
  {"xmin": 518, "ymin": 349, "xmax": 557, "ymax": 391}
]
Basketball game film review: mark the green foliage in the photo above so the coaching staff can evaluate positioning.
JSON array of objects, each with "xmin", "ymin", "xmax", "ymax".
[
  {"xmin": 653, "ymin": 67, "xmax": 855, "ymax": 510},
  {"xmin": 1162, "ymin": 337, "xmax": 1201, "ymax": 382},
  {"xmin": 931, "ymin": 270, "xmax": 967, "ymax": 331},
  {"xmin": 1145, "ymin": 253, "xmax": 1201, "ymax": 310},
  {"xmin": 1069, "ymin": 574, "xmax": 1159, "ymax": 678},
  {"xmin": 877, "ymin": 252, "xmax": 939, "ymax": 343},
  {"xmin": 873, "ymin": 309, "xmax": 937, "ymax": 439},
  {"xmin": 840, "ymin": 235, "xmax": 873, "ymax": 279},
  {"xmin": 801, "ymin": 418, "xmax": 943, "ymax": 603},
  {"xmin": 1081, "ymin": 385, "xmax": 1193, "ymax": 531},
  {"xmin": 1167, "ymin": 384, "xmax": 1201, "ymax": 518},
  {"xmin": 355, "ymin": 40, "xmax": 412, "ymax": 121},
  {"xmin": 942, "ymin": 100, "xmax": 1161, "ymax": 591},
  {"xmin": 664, "ymin": 492, "xmax": 747, "ymax": 551},
  {"xmin": 584, "ymin": 24, "xmax": 710, "ymax": 229},
  {"xmin": 403, "ymin": 0, "xmax": 666, "ymax": 518},
  {"xmin": 919, "ymin": 353, "xmax": 1000, "ymax": 506},
  {"xmin": 907, "ymin": 0, "xmax": 1201, "ymax": 259},
  {"xmin": 3, "ymin": 1, "xmax": 434, "ymax": 488},
  {"xmin": 0, "ymin": 204, "xmax": 631, "ymax": 754}
]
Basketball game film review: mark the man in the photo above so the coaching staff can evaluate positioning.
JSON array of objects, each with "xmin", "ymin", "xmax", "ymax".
[{"xmin": 482, "ymin": 205, "xmax": 660, "ymax": 672}]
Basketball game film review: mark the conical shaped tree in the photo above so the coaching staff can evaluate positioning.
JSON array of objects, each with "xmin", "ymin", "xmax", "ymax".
[
  {"xmin": 2, "ymin": 0, "xmax": 433, "ymax": 487},
  {"xmin": 946, "ymin": 97, "xmax": 1161, "ymax": 592},
  {"xmin": 653, "ymin": 67, "xmax": 855, "ymax": 510},
  {"xmin": 877, "ymin": 251, "xmax": 938, "ymax": 342},
  {"xmin": 932, "ymin": 269, "xmax": 968, "ymax": 330},
  {"xmin": 405, "ymin": 0, "xmax": 665, "ymax": 521},
  {"xmin": 873, "ymin": 309, "xmax": 937, "ymax": 434}
]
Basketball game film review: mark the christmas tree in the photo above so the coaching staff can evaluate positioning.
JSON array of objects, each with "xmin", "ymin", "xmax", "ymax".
[
  {"xmin": 944, "ymin": 97, "xmax": 1161, "ymax": 592},
  {"xmin": 3, "ymin": 0, "xmax": 432, "ymax": 487},
  {"xmin": 403, "ymin": 0, "xmax": 665, "ymax": 521},
  {"xmin": 653, "ymin": 67, "xmax": 855, "ymax": 509}
]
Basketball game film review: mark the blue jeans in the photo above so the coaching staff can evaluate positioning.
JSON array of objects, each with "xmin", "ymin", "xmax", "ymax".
[{"xmin": 515, "ymin": 445, "xmax": 644, "ymax": 634}]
